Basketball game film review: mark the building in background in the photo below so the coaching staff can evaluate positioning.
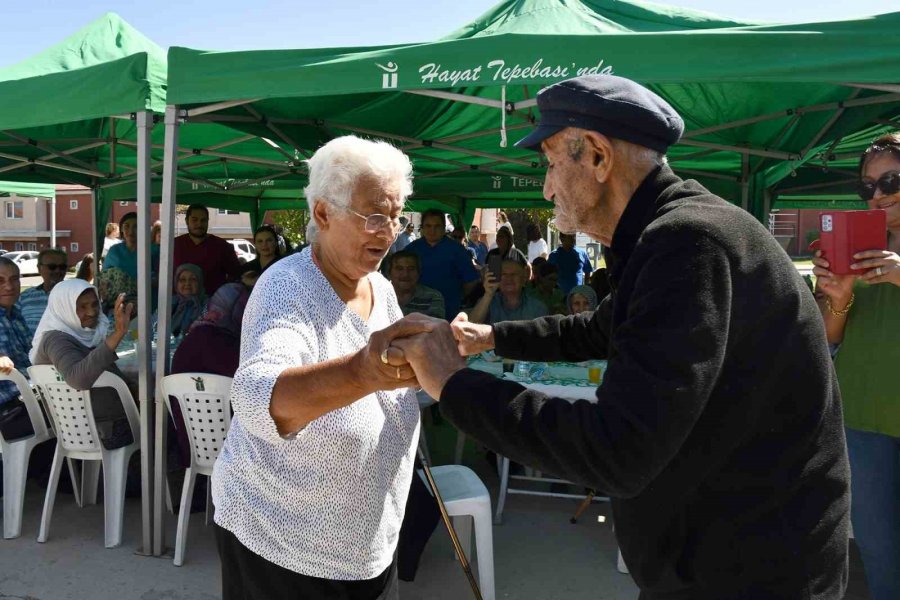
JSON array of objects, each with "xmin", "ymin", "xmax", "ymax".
[
  {"xmin": 0, "ymin": 185, "xmax": 254, "ymax": 266},
  {"xmin": 0, "ymin": 193, "xmax": 70, "ymax": 257}
]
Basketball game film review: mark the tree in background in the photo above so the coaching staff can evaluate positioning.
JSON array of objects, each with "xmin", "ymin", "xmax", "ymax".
[
  {"xmin": 505, "ymin": 208, "xmax": 555, "ymax": 250},
  {"xmin": 267, "ymin": 210, "xmax": 310, "ymax": 246}
]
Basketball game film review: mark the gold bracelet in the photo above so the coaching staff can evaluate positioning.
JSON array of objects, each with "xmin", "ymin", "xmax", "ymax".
[{"xmin": 826, "ymin": 293, "xmax": 854, "ymax": 317}]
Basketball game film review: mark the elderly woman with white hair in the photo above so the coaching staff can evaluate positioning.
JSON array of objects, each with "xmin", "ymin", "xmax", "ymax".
[{"xmin": 212, "ymin": 135, "xmax": 427, "ymax": 599}]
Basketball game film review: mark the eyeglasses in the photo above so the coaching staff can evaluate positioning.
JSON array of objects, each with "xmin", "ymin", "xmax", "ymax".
[
  {"xmin": 346, "ymin": 209, "xmax": 403, "ymax": 235},
  {"xmin": 858, "ymin": 170, "xmax": 900, "ymax": 201},
  {"xmin": 41, "ymin": 263, "xmax": 67, "ymax": 271}
]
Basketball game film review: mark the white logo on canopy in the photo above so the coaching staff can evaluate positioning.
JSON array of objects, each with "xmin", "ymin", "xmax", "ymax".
[{"xmin": 377, "ymin": 62, "xmax": 399, "ymax": 89}]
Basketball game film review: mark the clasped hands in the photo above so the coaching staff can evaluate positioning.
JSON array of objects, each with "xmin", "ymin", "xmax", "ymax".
[{"xmin": 362, "ymin": 313, "xmax": 495, "ymax": 399}]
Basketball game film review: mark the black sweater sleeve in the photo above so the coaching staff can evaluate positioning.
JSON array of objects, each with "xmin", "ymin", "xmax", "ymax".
[
  {"xmin": 492, "ymin": 294, "xmax": 612, "ymax": 362},
  {"xmin": 440, "ymin": 235, "xmax": 732, "ymax": 498}
]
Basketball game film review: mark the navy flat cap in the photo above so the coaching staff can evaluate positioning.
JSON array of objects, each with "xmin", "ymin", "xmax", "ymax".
[{"xmin": 515, "ymin": 75, "xmax": 684, "ymax": 153}]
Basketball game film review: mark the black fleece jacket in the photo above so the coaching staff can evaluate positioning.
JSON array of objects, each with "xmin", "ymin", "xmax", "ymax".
[{"xmin": 440, "ymin": 165, "xmax": 849, "ymax": 599}]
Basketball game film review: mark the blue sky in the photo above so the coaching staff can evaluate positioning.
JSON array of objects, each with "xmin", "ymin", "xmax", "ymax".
[{"xmin": 1, "ymin": 0, "xmax": 896, "ymax": 67}]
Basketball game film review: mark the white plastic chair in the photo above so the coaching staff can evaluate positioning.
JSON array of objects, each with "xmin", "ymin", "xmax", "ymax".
[
  {"xmin": 28, "ymin": 365, "xmax": 140, "ymax": 548},
  {"xmin": 0, "ymin": 369, "xmax": 79, "ymax": 538},
  {"xmin": 418, "ymin": 465, "xmax": 495, "ymax": 600},
  {"xmin": 160, "ymin": 373, "xmax": 232, "ymax": 567}
]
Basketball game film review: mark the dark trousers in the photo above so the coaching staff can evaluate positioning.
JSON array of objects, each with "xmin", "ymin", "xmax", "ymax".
[{"xmin": 214, "ymin": 523, "xmax": 397, "ymax": 600}]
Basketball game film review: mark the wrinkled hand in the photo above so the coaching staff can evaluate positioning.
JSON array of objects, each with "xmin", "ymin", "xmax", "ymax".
[
  {"xmin": 450, "ymin": 313, "xmax": 495, "ymax": 356},
  {"xmin": 113, "ymin": 293, "xmax": 135, "ymax": 337},
  {"xmin": 357, "ymin": 314, "xmax": 440, "ymax": 391},
  {"xmin": 812, "ymin": 250, "xmax": 856, "ymax": 304},
  {"xmin": 0, "ymin": 355, "xmax": 14, "ymax": 375},
  {"xmin": 853, "ymin": 249, "xmax": 900, "ymax": 286},
  {"xmin": 391, "ymin": 319, "xmax": 466, "ymax": 399}
]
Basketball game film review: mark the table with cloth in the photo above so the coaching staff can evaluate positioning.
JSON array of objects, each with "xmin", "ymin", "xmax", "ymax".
[{"xmin": 419, "ymin": 356, "xmax": 606, "ymax": 524}]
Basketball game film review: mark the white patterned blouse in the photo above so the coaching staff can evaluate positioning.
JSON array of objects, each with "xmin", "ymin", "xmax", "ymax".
[{"xmin": 212, "ymin": 248, "xmax": 420, "ymax": 580}]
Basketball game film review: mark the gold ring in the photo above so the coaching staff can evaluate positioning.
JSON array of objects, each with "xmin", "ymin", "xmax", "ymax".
[
  {"xmin": 396, "ymin": 366, "xmax": 401, "ymax": 379},
  {"xmin": 380, "ymin": 349, "xmax": 390, "ymax": 364}
]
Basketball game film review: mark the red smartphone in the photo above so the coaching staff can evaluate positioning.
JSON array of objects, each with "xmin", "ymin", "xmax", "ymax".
[{"xmin": 815, "ymin": 209, "xmax": 886, "ymax": 275}]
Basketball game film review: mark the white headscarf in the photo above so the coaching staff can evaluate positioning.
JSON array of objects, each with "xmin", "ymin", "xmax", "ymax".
[{"xmin": 30, "ymin": 279, "xmax": 110, "ymax": 363}]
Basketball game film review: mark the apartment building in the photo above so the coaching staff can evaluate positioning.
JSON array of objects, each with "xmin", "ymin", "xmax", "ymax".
[{"xmin": 0, "ymin": 185, "xmax": 254, "ymax": 266}]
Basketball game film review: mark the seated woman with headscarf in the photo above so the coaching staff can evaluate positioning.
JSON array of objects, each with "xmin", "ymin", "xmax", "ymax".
[
  {"xmin": 30, "ymin": 279, "xmax": 135, "ymax": 449},
  {"xmin": 171, "ymin": 282, "xmax": 249, "ymax": 378},
  {"xmin": 566, "ymin": 284, "xmax": 598, "ymax": 315},
  {"xmin": 171, "ymin": 264, "xmax": 207, "ymax": 339}
]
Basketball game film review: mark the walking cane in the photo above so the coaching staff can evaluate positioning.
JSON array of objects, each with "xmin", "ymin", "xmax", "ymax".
[
  {"xmin": 569, "ymin": 489, "xmax": 596, "ymax": 524},
  {"xmin": 416, "ymin": 446, "xmax": 484, "ymax": 600}
]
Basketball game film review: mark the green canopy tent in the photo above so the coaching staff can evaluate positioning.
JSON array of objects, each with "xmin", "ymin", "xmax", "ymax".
[
  {"xmin": 152, "ymin": 0, "xmax": 900, "ymax": 553},
  {"xmin": 160, "ymin": 0, "xmax": 900, "ymax": 229},
  {"xmin": 0, "ymin": 181, "xmax": 56, "ymax": 198},
  {"xmin": 0, "ymin": 13, "xmax": 181, "ymax": 555}
]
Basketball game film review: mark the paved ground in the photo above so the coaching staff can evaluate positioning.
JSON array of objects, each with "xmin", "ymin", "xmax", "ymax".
[{"xmin": 0, "ymin": 421, "xmax": 872, "ymax": 600}]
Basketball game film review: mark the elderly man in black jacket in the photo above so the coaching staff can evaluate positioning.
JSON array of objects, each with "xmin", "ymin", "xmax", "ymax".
[{"xmin": 390, "ymin": 75, "xmax": 849, "ymax": 600}]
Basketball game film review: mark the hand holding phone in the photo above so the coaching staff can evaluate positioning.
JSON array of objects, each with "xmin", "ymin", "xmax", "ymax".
[
  {"xmin": 816, "ymin": 209, "xmax": 886, "ymax": 275},
  {"xmin": 487, "ymin": 255, "xmax": 503, "ymax": 281}
]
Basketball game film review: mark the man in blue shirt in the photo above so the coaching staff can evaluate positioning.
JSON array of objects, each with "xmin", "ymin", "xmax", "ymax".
[
  {"xmin": 467, "ymin": 225, "xmax": 489, "ymax": 266},
  {"xmin": 0, "ymin": 257, "xmax": 32, "ymax": 407},
  {"xmin": 19, "ymin": 248, "xmax": 68, "ymax": 336},
  {"xmin": 405, "ymin": 209, "xmax": 480, "ymax": 320},
  {"xmin": 469, "ymin": 258, "xmax": 548, "ymax": 324},
  {"xmin": 548, "ymin": 233, "xmax": 593, "ymax": 293},
  {"xmin": 390, "ymin": 221, "xmax": 416, "ymax": 254}
]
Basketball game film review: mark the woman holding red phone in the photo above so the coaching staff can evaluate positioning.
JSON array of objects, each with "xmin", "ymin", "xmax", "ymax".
[{"xmin": 812, "ymin": 132, "xmax": 900, "ymax": 600}]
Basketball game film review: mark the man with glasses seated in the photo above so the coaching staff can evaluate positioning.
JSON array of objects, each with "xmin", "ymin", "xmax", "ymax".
[
  {"xmin": 405, "ymin": 209, "xmax": 480, "ymax": 320},
  {"xmin": 19, "ymin": 248, "xmax": 68, "ymax": 337}
]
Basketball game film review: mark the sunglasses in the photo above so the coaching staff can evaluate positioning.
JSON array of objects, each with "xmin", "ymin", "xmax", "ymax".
[
  {"xmin": 41, "ymin": 263, "xmax": 67, "ymax": 271},
  {"xmin": 858, "ymin": 170, "xmax": 900, "ymax": 201}
]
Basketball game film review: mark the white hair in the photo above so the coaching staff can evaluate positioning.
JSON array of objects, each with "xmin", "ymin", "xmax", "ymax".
[{"xmin": 303, "ymin": 136, "xmax": 413, "ymax": 243}]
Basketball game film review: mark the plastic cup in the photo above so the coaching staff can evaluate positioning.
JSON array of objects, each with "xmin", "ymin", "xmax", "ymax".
[{"xmin": 588, "ymin": 364, "xmax": 603, "ymax": 384}]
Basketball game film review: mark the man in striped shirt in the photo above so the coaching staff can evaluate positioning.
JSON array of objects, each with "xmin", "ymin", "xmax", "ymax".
[
  {"xmin": 0, "ymin": 257, "xmax": 32, "ymax": 407},
  {"xmin": 18, "ymin": 248, "xmax": 68, "ymax": 336}
]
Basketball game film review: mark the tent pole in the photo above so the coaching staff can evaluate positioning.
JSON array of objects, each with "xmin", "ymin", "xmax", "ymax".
[
  {"xmin": 135, "ymin": 110, "xmax": 155, "ymax": 556},
  {"xmin": 186, "ymin": 98, "xmax": 261, "ymax": 118},
  {"xmin": 0, "ymin": 131, "xmax": 99, "ymax": 173},
  {"xmin": 243, "ymin": 105, "xmax": 312, "ymax": 159},
  {"xmin": 90, "ymin": 188, "xmax": 99, "ymax": 259},
  {"xmin": 0, "ymin": 150, "xmax": 105, "ymax": 178},
  {"xmin": 841, "ymin": 82, "xmax": 900, "ymax": 94},
  {"xmin": 0, "ymin": 141, "xmax": 108, "ymax": 176},
  {"xmin": 800, "ymin": 90, "xmax": 860, "ymax": 158},
  {"xmin": 154, "ymin": 105, "xmax": 181, "ymax": 556},
  {"xmin": 678, "ymin": 140, "xmax": 796, "ymax": 161}
]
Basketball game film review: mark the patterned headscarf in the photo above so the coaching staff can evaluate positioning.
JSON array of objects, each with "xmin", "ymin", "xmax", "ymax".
[
  {"xmin": 566, "ymin": 285, "xmax": 598, "ymax": 314},
  {"xmin": 95, "ymin": 267, "xmax": 137, "ymax": 316},
  {"xmin": 187, "ymin": 283, "xmax": 249, "ymax": 338},
  {"xmin": 171, "ymin": 263, "xmax": 207, "ymax": 336}
]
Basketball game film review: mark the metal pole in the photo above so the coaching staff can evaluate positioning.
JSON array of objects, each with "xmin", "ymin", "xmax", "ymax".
[
  {"xmin": 90, "ymin": 188, "xmax": 98, "ymax": 259},
  {"xmin": 154, "ymin": 106, "xmax": 181, "ymax": 556},
  {"xmin": 135, "ymin": 110, "xmax": 155, "ymax": 556},
  {"xmin": 49, "ymin": 195, "xmax": 56, "ymax": 248}
]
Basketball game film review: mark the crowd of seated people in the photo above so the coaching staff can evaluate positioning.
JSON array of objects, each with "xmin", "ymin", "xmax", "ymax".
[{"xmin": 0, "ymin": 207, "xmax": 604, "ymax": 500}]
